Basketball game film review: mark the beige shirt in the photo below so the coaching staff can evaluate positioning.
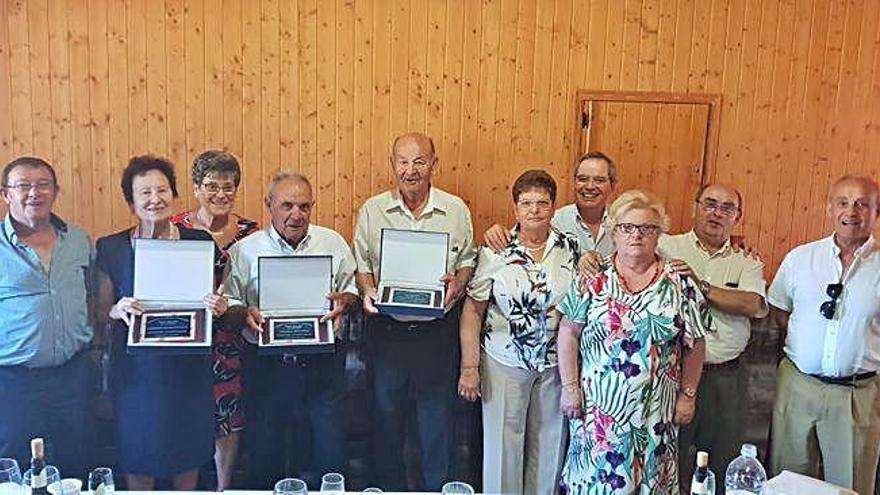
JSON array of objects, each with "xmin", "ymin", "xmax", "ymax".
[
  {"xmin": 354, "ymin": 187, "xmax": 477, "ymax": 279},
  {"xmin": 659, "ymin": 230, "xmax": 768, "ymax": 364}
]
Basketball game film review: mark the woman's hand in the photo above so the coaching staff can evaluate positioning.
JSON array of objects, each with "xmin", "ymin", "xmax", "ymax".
[
  {"xmin": 560, "ymin": 383, "xmax": 584, "ymax": 419},
  {"xmin": 109, "ymin": 297, "xmax": 143, "ymax": 325},
  {"xmin": 458, "ymin": 367, "xmax": 481, "ymax": 402},
  {"xmin": 204, "ymin": 284, "xmax": 229, "ymax": 316},
  {"xmin": 673, "ymin": 394, "xmax": 696, "ymax": 425}
]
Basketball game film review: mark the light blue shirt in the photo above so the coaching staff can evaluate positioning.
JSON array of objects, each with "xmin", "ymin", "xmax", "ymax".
[{"xmin": 0, "ymin": 214, "xmax": 95, "ymax": 367}]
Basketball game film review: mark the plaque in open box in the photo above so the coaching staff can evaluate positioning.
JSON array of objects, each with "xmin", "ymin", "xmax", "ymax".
[
  {"xmin": 258, "ymin": 255, "xmax": 335, "ymax": 352},
  {"xmin": 376, "ymin": 228, "xmax": 449, "ymax": 318},
  {"xmin": 127, "ymin": 238, "xmax": 215, "ymax": 352}
]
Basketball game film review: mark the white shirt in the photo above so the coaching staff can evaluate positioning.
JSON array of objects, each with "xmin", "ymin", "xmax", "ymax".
[
  {"xmin": 551, "ymin": 204, "xmax": 613, "ymax": 256},
  {"xmin": 768, "ymin": 235, "xmax": 880, "ymax": 377},
  {"xmin": 659, "ymin": 231, "xmax": 768, "ymax": 364},
  {"xmin": 467, "ymin": 228, "xmax": 580, "ymax": 372},
  {"xmin": 224, "ymin": 224, "xmax": 358, "ymax": 309}
]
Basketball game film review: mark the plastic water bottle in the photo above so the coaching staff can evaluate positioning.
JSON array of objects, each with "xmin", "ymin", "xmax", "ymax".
[
  {"xmin": 724, "ymin": 444, "xmax": 767, "ymax": 494},
  {"xmin": 691, "ymin": 451, "xmax": 716, "ymax": 495}
]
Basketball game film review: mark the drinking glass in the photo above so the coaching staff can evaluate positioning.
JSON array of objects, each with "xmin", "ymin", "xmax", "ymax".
[
  {"xmin": 87, "ymin": 468, "xmax": 114, "ymax": 495},
  {"xmin": 0, "ymin": 459, "xmax": 22, "ymax": 495},
  {"xmin": 441, "ymin": 481, "xmax": 475, "ymax": 494},
  {"xmin": 273, "ymin": 478, "xmax": 308, "ymax": 495},
  {"xmin": 320, "ymin": 472, "xmax": 345, "ymax": 493},
  {"xmin": 23, "ymin": 466, "xmax": 61, "ymax": 495}
]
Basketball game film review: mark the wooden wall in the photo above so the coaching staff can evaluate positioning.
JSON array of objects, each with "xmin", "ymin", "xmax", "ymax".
[{"xmin": 1, "ymin": 0, "xmax": 879, "ymax": 275}]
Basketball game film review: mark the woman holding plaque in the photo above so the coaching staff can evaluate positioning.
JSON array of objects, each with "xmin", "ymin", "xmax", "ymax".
[
  {"xmin": 171, "ymin": 150, "xmax": 257, "ymax": 490},
  {"xmin": 556, "ymin": 190, "xmax": 710, "ymax": 495},
  {"xmin": 95, "ymin": 155, "xmax": 228, "ymax": 490},
  {"xmin": 457, "ymin": 170, "xmax": 580, "ymax": 495}
]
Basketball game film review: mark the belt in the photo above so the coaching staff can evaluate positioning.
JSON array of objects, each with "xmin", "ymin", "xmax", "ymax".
[
  {"xmin": 808, "ymin": 370, "xmax": 878, "ymax": 387},
  {"xmin": 703, "ymin": 356, "xmax": 741, "ymax": 372}
]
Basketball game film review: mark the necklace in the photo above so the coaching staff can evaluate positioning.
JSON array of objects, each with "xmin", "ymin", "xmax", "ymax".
[
  {"xmin": 195, "ymin": 210, "xmax": 229, "ymax": 236},
  {"xmin": 616, "ymin": 256, "xmax": 661, "ymax": 294}
]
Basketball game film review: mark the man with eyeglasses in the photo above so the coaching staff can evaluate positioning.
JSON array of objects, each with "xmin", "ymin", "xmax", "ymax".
[
  {"xmin": 483, "ymin": 151, "xmax": 617, "ymax": 255},
  {"xmin": 0, "ymin": 157, "xmax": 96, "ymax": 478},
  {"xmin": 354, "ymin": 132, "xmax": 477, "ymax": 490},
  {"xmin": 662, "ymin": 184, "xmax": 769, "ymax": 485},
  {"xmin": 767, "ymin": 175, "xmax": 880, "ymax": 495}
]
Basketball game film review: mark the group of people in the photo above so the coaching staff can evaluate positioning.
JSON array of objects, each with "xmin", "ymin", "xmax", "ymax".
[{"xmin": 0, "ymin": 131, "xmax": 878, "ymax": 495}]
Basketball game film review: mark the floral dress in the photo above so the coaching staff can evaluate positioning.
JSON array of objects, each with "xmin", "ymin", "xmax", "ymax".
[
  {"xmin": 171, "ymin": 211, "xmax": 258, "ymax": 437},
  {"xmin": 557, "ymin": 258, "xmax": 712, "ymax": 495}
]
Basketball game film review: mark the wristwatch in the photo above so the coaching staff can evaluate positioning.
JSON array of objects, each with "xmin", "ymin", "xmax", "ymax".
[
  {"xmin": 698, "ymin": 279, "xmax": 711, "ymax": 297},
  {"xmin": 681, "ymin": 386, "xmax": 697, "ymax": 399}
]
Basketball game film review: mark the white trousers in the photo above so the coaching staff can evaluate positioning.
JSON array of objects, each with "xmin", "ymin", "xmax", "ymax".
[{"xmin": 481, "ymin": 353, "xmax": 567, "ymax": 495}]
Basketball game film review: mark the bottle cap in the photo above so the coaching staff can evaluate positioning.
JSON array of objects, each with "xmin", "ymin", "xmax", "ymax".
[
  {"xmin": 30, "ymin": 438, "xmax": 44, "ymax": 458},
  {"xmin": 696, "ymin": 451, "xmax": 709, "ymax": 467},
  {"xmin": 741, "ymin": 443, "xmax": 757, "ymax": 458}
]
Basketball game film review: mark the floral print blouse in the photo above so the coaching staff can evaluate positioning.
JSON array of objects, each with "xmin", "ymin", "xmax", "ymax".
[{"xmin": 467, "ymin": 227, "xmax": 580, "ymax": 371}]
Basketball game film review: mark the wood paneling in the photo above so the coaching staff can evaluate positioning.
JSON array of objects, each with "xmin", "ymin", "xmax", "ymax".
[{"xmin": 1, "ymin": 0, "xmax": 879, "ymax": 275}]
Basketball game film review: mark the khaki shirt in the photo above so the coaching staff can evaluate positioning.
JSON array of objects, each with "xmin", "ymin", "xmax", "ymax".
[{"xmin": 659, "ymin": 230, "xmax": 768, "ymax": 364}]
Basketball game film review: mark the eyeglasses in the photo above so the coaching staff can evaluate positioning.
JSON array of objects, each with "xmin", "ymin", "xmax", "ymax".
[
  {"xmin": 614, "ymin": 223, "xmax": 661, "ymax": 236},
  {"xmin": 696, "ymin": 199, "xmax": 740, "ymax": 216},
  {"xmin": 819, "ymin": 283, "xmax": 843, "ymax": 319},
  {"xmin": 574, "ymin": 175, "xmax": 611, "ymax": 186},
  {"xmin": 200, "ymin": 182, "xmax": 236, "ymax": 194},
  {"xmin": 516, "ymin": 199, "xmax": 553, "ymax": 211},
  {"xmin": 3, "ymin": 181, "xmax": 55, "ymax": 193}
]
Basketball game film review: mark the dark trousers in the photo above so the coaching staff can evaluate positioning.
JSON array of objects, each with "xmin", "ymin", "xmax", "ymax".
[
  {"xmin": 369, "ymin": 314, "xmax": 459, "ymax": 491},
  {"xmin": 242, "ymin": 345, "xmax": 348, "ymax": 490},
  {"xmin": 0, "ymin": 351, "xmax": 94, "ymax": 480}
]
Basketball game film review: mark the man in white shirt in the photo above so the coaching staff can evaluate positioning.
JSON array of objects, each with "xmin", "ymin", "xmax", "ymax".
[
  {"xmin": 354, "ymin": 132, "xmax": 477, "ymax": 491},
  {"xmin": 665, "ymin": 184, "xmax": 768, "ymax": 484},
  {"xmin": 484, "ymin": 151, "xmax": 617, "ymax": 256},
  {"xmin": 768, "ymin": 175, "xmax": 880, "ymax": 495},
  {"xmin": 224, "ymin": 172, "xmax": 358, "ymax": 489}
]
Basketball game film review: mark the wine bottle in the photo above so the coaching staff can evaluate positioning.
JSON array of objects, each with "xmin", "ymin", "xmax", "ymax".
[
  {"xmin": 691, "ymin": 451, "xmax": 712, "ymax": 495},
  {"xmin": 30, "ymin": 438, "xmax": 50, "ymax": 495}
]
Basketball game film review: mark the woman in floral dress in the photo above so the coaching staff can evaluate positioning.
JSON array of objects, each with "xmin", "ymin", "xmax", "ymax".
[
  {"xmin": 557, "ymin": 190, "xmax": 711, "ymax": 495},
  {"xmin": 171, "ymin": 150, "xmax": 258, "ymax": 490},
  {"xmin": 458, "ymin": 170, "xmax": 580, "ymax": 494}
]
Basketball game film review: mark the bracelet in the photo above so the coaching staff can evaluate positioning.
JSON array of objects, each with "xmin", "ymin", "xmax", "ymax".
[{"xmin": 461, "ymin": 365, "xmax": 479, "ymax": 372}]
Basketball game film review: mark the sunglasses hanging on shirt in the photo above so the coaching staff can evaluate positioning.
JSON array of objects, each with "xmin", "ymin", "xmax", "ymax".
[{"xmin": 819, "ymin": 282, "xmax": 843, "ymax": 320}]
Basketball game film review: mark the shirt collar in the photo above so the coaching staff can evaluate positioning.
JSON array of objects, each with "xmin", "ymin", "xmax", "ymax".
[
  {"xmin": 3, "ymin": 213, "xmax": 68, "ymax": 247},
  {"xmin": 385, "ymin": 187, "xmax": 445, "ymax": 217},
  {"xmin": 267, "ymin": 223, "xmax": 312, "ymax": 252},
  {"xmin": 828, "ymin": 233, "xmax": 877, "ymax": 259},
  {"xmin": 687, "ymin": 229, "xmax": 733, "ymax": 257},
  {"xmin": 574, "ymin": 208, "xmax": 607, "ymax": 234},
  {"xmin": 507, "ymin": 225, "xmax": 567, "ymax": 253}
]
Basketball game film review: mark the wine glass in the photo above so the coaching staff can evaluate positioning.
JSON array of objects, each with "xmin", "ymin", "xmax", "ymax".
[
  {"xmin": 441, "ymin": 481, "xmax": 475, "ymax": 494},
  {"xmin": 320, "ymin": 472, "xmax": 345, "ymax": 493},
  {"xmin": 273, "ymin": 478, "xmax": 308, "ymax": 495},
  {"xmin": 87, "ymin": 468, "xmax": 114, "ymax": 495},
  {"xmin": 0, "ymin": 459, "xmax": 22, "ymax": 495}
]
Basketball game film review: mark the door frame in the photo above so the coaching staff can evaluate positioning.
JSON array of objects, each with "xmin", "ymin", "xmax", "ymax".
[{"xmin": 572, "ymin": 90, "xmax": 723, "ymax": 188}]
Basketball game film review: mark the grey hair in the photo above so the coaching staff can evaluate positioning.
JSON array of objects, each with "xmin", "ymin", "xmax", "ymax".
[{"xmin": 266, "ymin": 171, "xmax": 312, "ymax": 201}]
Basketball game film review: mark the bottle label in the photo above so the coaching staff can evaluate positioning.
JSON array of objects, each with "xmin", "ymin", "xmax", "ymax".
[{"xmin": 691, "ymin": 480, "xmax": 708, "ymax": 495}]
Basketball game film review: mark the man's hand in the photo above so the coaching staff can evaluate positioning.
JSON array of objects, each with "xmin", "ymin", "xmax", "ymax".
[
  {"xmin": 362, "ymin": 286, "xmax": 380, "ymax": 315},
  {"xmin": 321, "ymin": 292, "xmax": 357, "ymax": 334},
  {"xmin": 203, "ymin": 284, "xmax": 229, "ymax": 316},
  {"xmin": 577, "ymin": 251, "xmax": 603, "ymax": 278},
  {"xmin": 483, "ymin": 224, "xmax": 511, "ymax": 253},
  {"xmin": 109, "ymin": 297, "xmax": 143, "ymax": 326},
  {"xmin": 458, "ymin": 367, "xmax": 481, "ymax": 402},
  {"xmin": 244, "ymin": 306, "xmax": 265, "ymax": 333},
  {"xmin": 668, "ymin": 259, "xmax": 701, "ymax": 284},
  {"xmin": 673, "ymin": 394, "xmax": 696, "ymax": 425},
  {"xmin": 441, "ymin": 273, "xmax": 466, "ymax": 307}
]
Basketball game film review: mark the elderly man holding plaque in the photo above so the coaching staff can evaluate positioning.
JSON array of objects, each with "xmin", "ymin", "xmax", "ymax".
[
  {"xmin": 354, "ymin": 132, "xmax": 477, "ymax": 491},
  {"xmin": 95, "ymin": 155, "xmax": 228, "ymax": 490},
  {"xmin": 223, "ymin": 172, "xmax": 358, "ymax": 489}
]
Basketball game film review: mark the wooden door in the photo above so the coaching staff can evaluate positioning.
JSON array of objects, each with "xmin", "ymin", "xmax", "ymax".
[{"xmin": 574, "ymin": 91, "xmax": 721, "ymax": 235}]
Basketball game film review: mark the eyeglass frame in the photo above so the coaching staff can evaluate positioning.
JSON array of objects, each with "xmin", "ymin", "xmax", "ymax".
[
  {"xmin": 2, "ymin": 180, "xmax": 57, "ymax": 193},
  {"xmin": 819, "ymin": 282, "xmax": 843, "ymax": 320},
  {"xmin": 695, "ymin": 198, "xmax": 741, "ymax": 217},
  {"xmin": 614, "ymin": 222, "xmax": 662, "ymax": 237}
]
